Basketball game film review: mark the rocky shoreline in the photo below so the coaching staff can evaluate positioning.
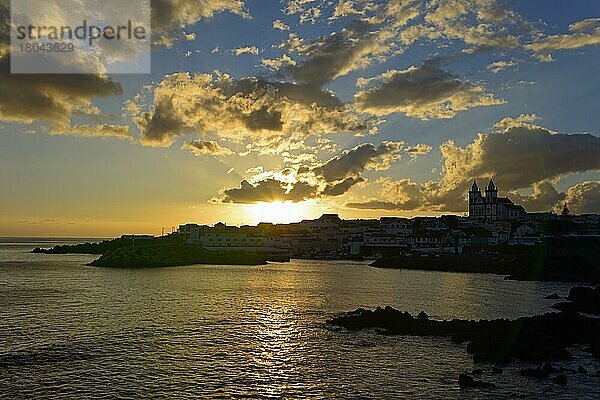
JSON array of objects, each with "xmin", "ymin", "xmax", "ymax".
[
  {"xmin": 371, "ymin": 237, "xmax": 600, "ymax": 283},
  {"xmin": 327, "ymin": 286, "xmax": 600, "ymax": 390},
  {"xmin": 370, "ymin": 254, "xmax": 516, "ymax": 275}
]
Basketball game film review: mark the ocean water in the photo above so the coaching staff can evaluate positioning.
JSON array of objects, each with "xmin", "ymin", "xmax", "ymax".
[{"xmin": 0, "ymin": 238, "xmax": 598, "ymax": 399}]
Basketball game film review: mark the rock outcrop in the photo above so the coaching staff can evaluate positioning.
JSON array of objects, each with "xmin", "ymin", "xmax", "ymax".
[{"xmin": 327, "ymin": 306, "xmax": 600, "ymax": 363}]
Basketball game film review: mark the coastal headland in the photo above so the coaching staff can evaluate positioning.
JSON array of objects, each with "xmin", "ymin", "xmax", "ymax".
[{"xmin": 32, "ymin": 236, "xmax": 284, "ymax": 267}]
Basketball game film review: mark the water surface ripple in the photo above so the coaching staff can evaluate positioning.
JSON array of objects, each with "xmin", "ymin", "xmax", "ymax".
[{"xmin": 1, "ymin": 239, "xmax": 598, "ymax": 399}]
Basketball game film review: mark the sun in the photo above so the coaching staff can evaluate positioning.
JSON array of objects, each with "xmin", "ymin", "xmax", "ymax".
[{"xmin": 244, "ymin": 201, "xmax": 313, "ymax": 225}]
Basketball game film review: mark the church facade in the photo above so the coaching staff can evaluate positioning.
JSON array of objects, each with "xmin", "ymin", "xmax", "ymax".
[{"xmin": 468, "ymin": 179, "xmax": 526, "ymax": 222}]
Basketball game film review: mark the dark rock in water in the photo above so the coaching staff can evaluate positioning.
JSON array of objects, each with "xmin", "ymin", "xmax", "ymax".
[
  {"xmin": 551, "ymin": 374, "xmax": 568, "ymax": 385},
  {"xmin": 543, "ymin": 363, "xmax": 559, "ymax": 375},
  {"xmin": 521, "ymin": 367, "xmax": 548, "ymax": 378},
  {"xmin": 560, "ymin": 366, "xmax": 575, "ymax": 373},
  {"xmin": 568, "ymin": 286, "xmax": 600, "ymax": 303},
  {"xmin": 544, "ymin": 293, "xmax": 561, "ymax": 299},
  {"xmin": 458, "ymin": 373, "xmax": 496, "ymax": 389},
  {"xmin": 472, "ymin": 368, "xmax": 482, "ymax": 375},
  {"xmin": 492, "ymin": 367, "xmax": 503, "ymax": 374},
  {"xmin": 551, "ymin": 302, "xmax": 578, "ymax": 313},
  {"xmin": 577, "ymin": 365, "xmax": 587, "ymax": 374},
  {"xmin": 521, "ymin": 364, "xmax": 560, "ymax": 379},
  {"xmin": 327, "ymin": 307, "xmax": 599, "ymax": 363},
  {"xmin": 417, "ymin": 311, "xmax": 429, "ymax": 320},
  {"xmin": 591, "ymin": 338, "xmax": 600, "ymax": 358},
  {"xmin": 553, "ymin": 286, "xmax": 600, "ymax": 314}
]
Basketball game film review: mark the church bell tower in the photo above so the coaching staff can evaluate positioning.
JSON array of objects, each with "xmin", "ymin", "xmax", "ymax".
[
  {"xmin": 468, "ymin": 180, "xmax": 480, "ymax": 218},
  {"xmin": 485, "ymin": 178, "xmax": 498, "ymax": 221}
]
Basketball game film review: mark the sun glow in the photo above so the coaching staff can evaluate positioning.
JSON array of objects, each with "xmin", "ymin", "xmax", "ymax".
[{"xmin": 244, "ymin": 201, "xmax": 314, "ymax": 225}]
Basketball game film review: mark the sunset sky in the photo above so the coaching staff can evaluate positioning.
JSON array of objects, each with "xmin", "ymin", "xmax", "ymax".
[{"xmin": 1, "ymin": 0, "xmax": 600, "ymax": 237}]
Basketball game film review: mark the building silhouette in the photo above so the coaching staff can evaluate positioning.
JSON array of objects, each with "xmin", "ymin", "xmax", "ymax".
[{"xmin": 468, "ymin": 179, "xmax": 526, "ymax": 222}]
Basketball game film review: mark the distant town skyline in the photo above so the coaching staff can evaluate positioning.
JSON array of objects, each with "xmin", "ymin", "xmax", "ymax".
[{"xmin": 1, "ymin": 0, "xmax": 600, "ymax": 237}]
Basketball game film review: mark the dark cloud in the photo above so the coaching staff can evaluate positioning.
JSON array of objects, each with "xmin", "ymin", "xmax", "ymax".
[
  {"xmin": 322, "ymin": 177, "xmax": 365, "ymax": 196},
  {"xmin": 282, "ymin": 0, "xmax": 421, "ymax": 85},
  {"xmin": 132, "ymin": 73, "xmax": 372, "ymax": 147},
  {"xmin": 441, "ymin": 122, "xmax": 600, "ymax": 190},
  {"xmin": 182, "ymin": 140, "xmax": 233, "ymax": 156},
  {"xmin": 347, "ymin": 177, "xmax": 422, "ymax": 210},
  {"xmin": 217, "ymin": 140, "xmax": 414, "ymax": 204},
  {"xmin": 286, "ymin": 20, "xmax": 388, "ymax": 85},
  {"xmin": 220, "ymin": 179, "xmax": 317, "ymax": 204},
  {"xmin": 404, "ymin": 143, "xmax": 433, "ymax": 158},
  {"xmin": 346, "ymin": 117, "xmax": 600, "ymax": 213},
  {"xmin": 0, "ymin": 2, "xmax": 126, "ymax": 136},
  {"xmin": 312, "ymin": 141, "xmax": 404, "ymax": 182},
  {"xmin": 354, "ymin": 59, "xmax": 503, "ymax": 119},
  {"xmin": 508, "ymin": 181, "xmax": 565, "ymax": 212},
  {"xmin": 0, "ymin": 57, "xmax": 123, "ymax": 126}
]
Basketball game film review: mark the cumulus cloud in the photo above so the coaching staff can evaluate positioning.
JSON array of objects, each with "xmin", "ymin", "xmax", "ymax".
[
  {"xmin": 354, "ymin": 59, "xmax": 503, "ymax": 119},
  {"xmin": 233, "ymin": 46, "xmax": 260, "ymax": 56},
  {"xmin": 404, "ymin": 144, "xmax": 433, "ymax": 158},
  {"xmin": 441, "ymin": 118, "xmax": 600, "ymax": 190},
  {"xmin": 261, "ymin": 55, "xmax": 297, "ymax": 70},
  {"xmin": 219, "ymin": 178, "xmax": 318, "ymax": 204},
  {"xmin": 284, "ymin": 20, "xmax": 394, "ymax": 85},
  {"xmin": 487, "ymin": 60, "xmax": 517, "ymax": 73},
  {"xmin": 561, "ymin": 181, "xmax": 600, "ymax": 214},
  {"xmin": 0, "ymin": 58, "xmax": 123, "ymax": 128},
  {"xmin": 129, "ymin": 72, "xmax": 373, "ymax": 147},
  {"xmin": 508, "ymin": 181, "xmax": 565, "ymax": 212},
  {"xmin": 276, "ymin": 33, "xmax": 310, "ymax": 53},
  {"xmin": 390, "ymin": 0, "xmax": 531, "ymax": 52},
  {"xmin": 283, "ymin": 0, "xmax": 324, "ymax": 24},
  {"xmin": 312, "ymin": 141, "xmax": 405, "ymax": 182},
  {"xmin": 0, "ymin": 2, "xmax": 130, "ymax": 140},
  {"xmin": 346, "ymin": 116, "xmax": 600, "ymax": 212},
  {"xmin": 347, "ymin": 177, "xmax": 422, "ymax": 210},
  {"xmin": 527, "ymin": 18, "xmax": 600, "ymax": 61},
  {"xmin": 330, "ymin": 0, "xmax": 379, "ymax": 20},
  {"xmin": 505, "ymin": 180, "xmax": 600, "ymax": 215},
  {"xmin": 283, "ymin": 1, "xmax": 420, "ymax": 85},
  {"xmin": 182, "ymin": 140, "xmax": 234, "ymax": 156},
  {"xmin": 273, "ymin": 19, "xmax": 290, "ymax": 31},
  {"xmin": 152, "ymin": 0, "xmax": 249, "ymax": 46},
  {"xmin": 322, "ymin": 176, "xmax": 365, "ymax": 196},
  {"xmin": 279, "ymin": 0, "xmax": 557, "ymax": 84},
  {"xmin": 215, "ymin": 140, "xmax": 416, "ymax": 204}
]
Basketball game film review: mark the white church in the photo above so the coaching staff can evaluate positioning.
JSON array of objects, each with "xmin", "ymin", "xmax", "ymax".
[{"xmin": 468, "ymin": 179, "xmax": 527, "ymax": 222}]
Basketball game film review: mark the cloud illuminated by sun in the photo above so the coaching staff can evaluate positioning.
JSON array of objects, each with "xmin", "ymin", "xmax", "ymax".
[{"xmin": 244, "ymin": 200, "xmax": 315, "ymax": 225}]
